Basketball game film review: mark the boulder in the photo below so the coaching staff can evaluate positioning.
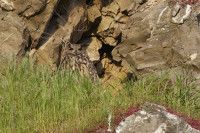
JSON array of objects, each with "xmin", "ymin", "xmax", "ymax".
[
  {"xmin": 116, "ymin": 102, "xmax": 200, "ymax": 133},
  {"xmin": 0, "ymin": 11, "xmax": 30, "ymax": 69}
]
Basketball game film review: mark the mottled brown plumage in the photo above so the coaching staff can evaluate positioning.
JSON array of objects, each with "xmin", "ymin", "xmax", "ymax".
[{"xmin": 59, "ymin": 41, "xmax": 99, "ymax": 83}]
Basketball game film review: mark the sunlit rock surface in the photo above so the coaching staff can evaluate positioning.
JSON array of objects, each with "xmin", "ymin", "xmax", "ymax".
[{"xmin": 116, "ymin": 102, "xmax": 200, "ymax": 133}]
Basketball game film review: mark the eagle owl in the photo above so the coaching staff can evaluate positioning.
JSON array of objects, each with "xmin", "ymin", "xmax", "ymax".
[{"xmin": 59, "ymin": 41, "xmax": 99, "ymax": 83}]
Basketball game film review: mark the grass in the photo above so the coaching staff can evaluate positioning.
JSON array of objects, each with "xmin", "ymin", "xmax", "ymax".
[
  {"xmin": 0, "ymin": 57, "xmax": 200, "ymax": 132},
  {"xmin": 0, "ymin": 57, "xmax": 115, "ymax": 132},
  {"xmin": 122, "ymin": 71, "xmax": 200, "ymax": 119}
]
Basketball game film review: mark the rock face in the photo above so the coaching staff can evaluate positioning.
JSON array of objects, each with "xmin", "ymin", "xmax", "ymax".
[
  {"xmin": 1, "ymin": 0, "xmax": 59, "ymax": 48},
  {"xmin": 116, "ymin": 102, "xmax": 200, "ymax": 133},
  {"xmin": 0, "ymin": 0, "xmax": 200, "ymax": 131},
  {"xmin": 111, "ymin": 0, "xmax": 200, "ymax": 75},
  {"xmin": 30, "ymin": 0, "xmax": 88, "ymax": 66},
  {"xmin": 1, "ymin": 0, "xmax": 200, "ymax": 82},
  {"xmin": 0, "ymin": 0, "xmax": 59, "ymax": 48},
  {"xmin": 0, "ymin": 11, "xmax": 30, "ymax": 69}
]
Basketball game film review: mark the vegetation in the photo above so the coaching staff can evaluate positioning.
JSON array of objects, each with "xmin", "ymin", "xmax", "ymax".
[
  {"xmin": 0, "ymin": 57, "xmax": 199, "ymax": 132},
  {"xmin": 167, "ymin": 0, "xmax": 199, "ymax": 6}
]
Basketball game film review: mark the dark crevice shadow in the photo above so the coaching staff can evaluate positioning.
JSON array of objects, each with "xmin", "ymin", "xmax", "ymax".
[
  {"xmin": 86, "ymin": 0, "xmax": 94, "ymax": 6},
  {"xmin": 99, "ymin": 43, "xmax": 115, "ymax": 61},
  {"xmin": 36, "ymin": 15, "xmax": 60, "ymax": 49},
  {"xmin": 36, "ymin": 0, "xmax": 73, "ymax": 49},
  {"xmin": 102, "ymin": 0, "xmax": 114, "ymax": 7}
]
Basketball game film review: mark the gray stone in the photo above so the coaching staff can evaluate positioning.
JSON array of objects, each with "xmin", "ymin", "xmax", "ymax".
[{"xmin": 116, "ymin": 102, "xmax": 200, "ymax": 133}]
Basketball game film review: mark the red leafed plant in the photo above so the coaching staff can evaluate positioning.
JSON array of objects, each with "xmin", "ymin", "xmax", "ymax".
[
  {"xmin": 183, "ymin": 0, "xmax": 198, "ymax": 4},
  {"xmin": 171, "ymin": 0, "xmax": 199, "ymax": 6},
  {"xmin": 170, "ymin": 0, "xmax": 200, "ymax": 11}
]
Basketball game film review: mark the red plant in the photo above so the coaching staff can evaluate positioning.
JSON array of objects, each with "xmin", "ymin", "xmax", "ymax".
[
  {"xmin": 87, "ymin": 103, "xmax": 200, "ymax": 132},
  {"xmin": 162, "ymin": 105, "xmax": 200, "ymax": 130},
  {"xmin": 172, "ymin": 0, "xmax": 199, "ymax": 6},
  {"xmin": 184, "ymin": 0, "xmax": 198, "ymax": 4},
  {"xmin": 114, "ymin": 105, "xmax": 139, "ymax": 125}
]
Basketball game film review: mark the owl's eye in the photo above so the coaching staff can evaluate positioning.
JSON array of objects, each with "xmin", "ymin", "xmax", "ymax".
[
  {"xmin": 78, "ymin": 47, "xmax": 83, "ymax": 50},
  {"xmin": 68, "ymin": 45, "xmax": 73, "ymax": 50}
]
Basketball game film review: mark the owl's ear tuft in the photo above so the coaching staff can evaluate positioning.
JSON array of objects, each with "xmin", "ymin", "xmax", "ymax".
[
  {"xmin": 80, "ymin": 44, "xmax": 87, "ymax": 50},
  {"xmin": 83, "ymin": 43, "xmax": 89, "ymax": 47}
]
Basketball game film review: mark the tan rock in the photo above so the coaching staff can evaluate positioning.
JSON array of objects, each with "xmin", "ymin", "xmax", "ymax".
[
  {"xmin": 0, "ymin": 11, "xmax": 30, "ymax": 69},
  {"xmin": 93, "ymin": 0, "xmax": 103, "ymax": 9},
  {"xmin": 115, "ymin": 0, "xmax": 134, "ymax": 12},
  {"xmin": 100, "ymin": 56, "xmax": 129, "ymax": 89},
  {"xmin": 104, "ymin": 37, "xmax": 117, "ymax": 46},
  {"xmin": 35, "ymin": 3, "xmax": 87, "ymax": 66},
  {"xmin": 88, "ymin": 5, "xmax": 101, "ymax": 23},
  {"xmin": 5, "ymin": 0, "xmax": 60, "ymax": 48},
  {"xmin": 125, "ymin": 46, "xmax": 165, "ymax": 70},
  {"xmin": 79, "ymin": 37, "xmax": 102, "ymax": 62},
  {"xmin": 101, "ymin": 1, "xmax": 119, "ymax": 15},
  {"xmin": 86, "ymin": 37, "xmax": 102, "ymax": 62},
  {"xmin": 97, "ymin": 16, "xmax": 114, "ymax": 32},
  {"xmin": 115, "ymin": 12, "xmax": 129, "ymax": 24}
]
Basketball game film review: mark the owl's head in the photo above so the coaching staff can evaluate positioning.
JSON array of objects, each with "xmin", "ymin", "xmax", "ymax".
[{"xmin": 62, "ymin": 41, "xmax": 86, "ymax": 55}]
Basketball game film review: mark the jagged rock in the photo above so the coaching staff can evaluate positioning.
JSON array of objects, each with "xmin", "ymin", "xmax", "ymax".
[
  {"xmin": 174, "ymin": 24, "xmax": 200, "ymax": 68},
  {"xmin": 82, "ymin": 37, "xmax": 102, "ymax": 63},
  {"xmin": 116, "ymin": 102, "xmax": 200, "ymax": 133},
  {"xmin": 100, "ymin": 56, "xmax": 129, "ymax": 89},
  {"xmin": 0, "ymin": 11, "xmax": 30, "ymax": 69},
  {"xmin": 102, "ymin": 1, "xmax": 119, "ymax": 16},
  {"xmin": 112, "ymin": 0, "xmax": 200, "ymax": 74},
  {"xmin": 97, "ymin": 16, "xmax": 113, "ymax": 32},
  {"xmin": 125, "ymin": 45, "xmax": 166, "ymax": 70},
  {"xmin": 87, "ymin": 5, "xmax": 101, "ymax": 23},
  {"xmin": 115, "ymin": 0, "xmax": 134, "ymax": 12},
  {"xmin": 96, "ymin": 0, "xmax": 129, "ymax": 47},
  {"xmin": 34, "ymin": 1, "xmax": 87, "ymax": 66},
  {"xmin": 0, "ymin": 0, "xmax": 60, "ymax": 48},
  {"xmin": 93, "ymin": 0, "xmax": 103, "ymax": 10},
  {"xmin": 1, "ymin": 0, "xmax": 199, "ymax": 83}
]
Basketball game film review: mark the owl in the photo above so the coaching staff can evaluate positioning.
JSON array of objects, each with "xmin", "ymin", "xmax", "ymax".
[{"xmin": 59, "ymin": 41, "xmax": 99, "ymax": 83}]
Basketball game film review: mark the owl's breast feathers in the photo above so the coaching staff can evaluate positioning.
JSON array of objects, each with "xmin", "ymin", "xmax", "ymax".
[{"xmin": 60, "ymin": 43, "xmax": 99, "ymax": 83}]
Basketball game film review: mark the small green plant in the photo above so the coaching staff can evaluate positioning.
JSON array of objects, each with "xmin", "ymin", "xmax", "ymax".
[
  {"xmin": 121, "ymin": 70, "xmax": 200, "ymax": 119},
  {"xmin": 0, "ymin": 57, "xmax": 115, "ymax": 132},
  {"xmin": 0, "ymin": 57, "xmax": 199, "ymax": 132}
]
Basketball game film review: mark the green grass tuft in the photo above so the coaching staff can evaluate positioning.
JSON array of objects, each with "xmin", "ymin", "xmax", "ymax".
[{"xmin": 0, "ymin": 57, "xmax": 199, "ymax": 132}]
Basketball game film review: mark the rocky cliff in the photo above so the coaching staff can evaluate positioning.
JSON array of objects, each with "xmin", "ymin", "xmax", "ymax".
[
  {"xmin": 1, "ymin": 0, "xmax": 200, "ymax": 84},
  {"xmin": 0, "ymin": 0, "xmax": 200, "ymax": 131}
]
